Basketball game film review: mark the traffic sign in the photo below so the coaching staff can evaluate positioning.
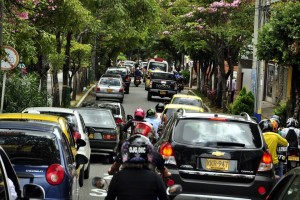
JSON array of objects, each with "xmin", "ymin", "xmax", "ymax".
[{"xmin": 1, "ymin": 46, "xmax": 19, "ymax": 70}]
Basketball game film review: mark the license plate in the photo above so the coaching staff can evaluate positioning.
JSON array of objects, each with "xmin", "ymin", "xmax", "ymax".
[
  {"xmin": 89, "ymin": 133, "xmax": 94, "ymax": 139},
  {"xmin": 160, "ymin": 91, "xmax": 166, "ymax": 95},
  {"xmin": 288, "ymin": 156, "xmax": 299, "ymax": 161},
  {"xmin": 107, "ymin": 89, "xmax": 113, "ymax": 93},
  {"xmin": 206, "ymin": 159, "xmax": 229, "ymax": 171}
]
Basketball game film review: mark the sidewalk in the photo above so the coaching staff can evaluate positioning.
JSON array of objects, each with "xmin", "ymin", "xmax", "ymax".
[{"xmin": 186, "ymin": 85, "xmax": 276, "ymax": 119}]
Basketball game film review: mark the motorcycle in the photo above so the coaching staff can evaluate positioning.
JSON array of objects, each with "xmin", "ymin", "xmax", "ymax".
[
  {"xmin": 177, "ymin": 82, "xmax": 184, "ymax": 92},
  {"xmin": 92, "ymin": 176, "xmax": 182, "ymax": 199},
  {"xmin": 286, "ymin": 147, "xmax": 300, "ymax": 171},
  {"xmin": 134, "ymin": 76, "xmax": 141, "ymax": 87}
]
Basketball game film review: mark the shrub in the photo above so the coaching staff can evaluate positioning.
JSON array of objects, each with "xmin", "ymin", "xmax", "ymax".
[
  {"xmin": 180, "ymin": 69, "xmax": 190, "ymax": 84},
  {"xmin": 274, "ymin": 102, "xmax": 287, "ymax": 127},
  {"xmin": 228, "ymin": 87, "xmax": 254, "ymax": 116},
  {"xmin": 0, "ymin": 72, "xmax": 49, "ymax": 113}
]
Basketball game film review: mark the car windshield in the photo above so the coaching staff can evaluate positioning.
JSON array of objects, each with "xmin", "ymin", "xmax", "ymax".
[
  {"xmin": 100, "ymin": 78, "xmax": 121, "ymax": 86},
  {"xmin": 173, "ymin": 119, "xmax": 261, "ymax": 148},
  {"xmin": 106, "ymin": 69, "xmax": 127, "ymax": 76},
  {"xmin": 172, "ymin": 97, "xmax": 203, "ymax": 107},
  {"xmin": 76, "ymin": 109, "xmax": 115, "ymax": 128},
  {"xmin": 0, "ymin": 130, "xmax": 61, "ymax": 166},
  {"xmin": 149, "ymin": 62, "xmax": 167, "ymax": 71},
  {"xmin": 151, "ymin": 73, "xmax": 174, "ymax": 80},
  {"xmin": 165, "ymin": 108, "xmax": 201, "ymax": 120}
]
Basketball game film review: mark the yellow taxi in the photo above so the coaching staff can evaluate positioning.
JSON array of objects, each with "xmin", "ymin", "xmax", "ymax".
[
  {"xmin": 0, "ymin": 113, "xmax": 87, "ymax": 186},
  {"xmin": 162, "ymin": 103, "xmax": 204, "ymax": 121},
  {"xmin": 170, "ymin": 94, "xmax": 204, "ymax": 108}
]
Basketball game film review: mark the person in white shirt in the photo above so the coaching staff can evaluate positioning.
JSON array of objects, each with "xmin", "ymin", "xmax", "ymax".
[
  {"xmin": 8, "ymin": 178, "xmax": 17, "ymax": 200},
  {"xmin": 226, "ymin": 78, "xmax": 236, "ymax": 103}
]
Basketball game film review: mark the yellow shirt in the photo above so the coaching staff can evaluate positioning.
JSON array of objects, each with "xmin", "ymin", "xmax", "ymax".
[{"xmin": 263, "ymin": 131, "xmax": 288, "ymax": 165}]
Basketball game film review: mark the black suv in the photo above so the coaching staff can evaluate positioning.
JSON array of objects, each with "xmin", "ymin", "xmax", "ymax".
[
  {"xmin": 147, "ymin": 71, "xmax": 177, "ymax": 100},
  {"xmin": 155, "ymin": 111, "xmax": 276, "ymax": 200},
  {"xmin": 105, "ymin": 67, "xmax": 131, "ymax": 94}
]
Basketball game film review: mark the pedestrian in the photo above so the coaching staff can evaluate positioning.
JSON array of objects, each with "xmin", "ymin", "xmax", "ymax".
[
  {"xmin": 259, "ymin": 119, "xmax": 288, "ymax": 178},
  {"xmin": 105, "ymin": 135, "xmax": 169, "ymax": 200},
  {"xmin": 226, "ymin": 78, "xmax": 236, "ymax": 103}
]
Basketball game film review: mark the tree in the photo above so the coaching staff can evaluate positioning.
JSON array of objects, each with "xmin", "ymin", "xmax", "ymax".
[{"xmin": 256, "ymin": 1, "xmax": 300, "ymax": 120}]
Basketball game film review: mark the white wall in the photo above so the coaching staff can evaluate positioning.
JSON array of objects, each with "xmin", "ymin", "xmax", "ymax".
[{"xmin": 242, "ymin": 68, "xmax": 252, "ymax": 92}]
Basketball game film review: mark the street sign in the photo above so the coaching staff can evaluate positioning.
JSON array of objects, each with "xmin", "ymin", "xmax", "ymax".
[{"xmin": 1, "ymin": 46, "xmax": 19, "ymax": 70}]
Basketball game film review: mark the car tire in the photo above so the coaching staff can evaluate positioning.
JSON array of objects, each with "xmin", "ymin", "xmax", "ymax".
[
  {"xmin": 79, "ymin": 165, "xmax": 84, "ymax": 187},
  {"xmin": 120, "ymin": 98, "xmax": 123, "ymax": 103},
  {"xmin": 96, "ymin": 97, "xmax": 100, "ymax": 101},
  {"xmin": 84, "ymin": 162, "xmax": 90, "ymax": 179},
  {"xmin": 147, "ymin": 93, "xmax": 152, "ymax": 101}
]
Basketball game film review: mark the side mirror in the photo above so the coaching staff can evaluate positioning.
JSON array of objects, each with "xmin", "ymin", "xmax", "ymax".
[
  {"xmin": 75, "ymin": 154, "xmax": 88, "ymax": 169},
  {"xmin": 92, "ymin": 177, "xmax": 108, "ymax": 190},
  {"xmin": 23, "ymin": 184, "xmax": 45, "ymax": 199},
  {"xmin": 167, "ymin": 184, "xmax": 182, "ymax": 196},
  {"xmin": 76, "ymin": 138, "xmax": 86, "ymax": 150},
  {"xmin": 127, "ymin": 115, "xmax": 133, "ymax": 121}
]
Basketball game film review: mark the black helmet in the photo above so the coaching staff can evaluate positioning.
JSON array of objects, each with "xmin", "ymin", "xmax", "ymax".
[
  {"xmin": 286, "ymin": 117, "xmax": 299, "ymax": 128},
  {"xmin": 155, "ymin": 103, "xmax": 165, "ymax": 113},
  {"xmin": 121, "ymin": 134, "xmax": 153, "ymax": 164},
  {"xmin": 259, "ymin": 119, "xmax": 273, "ymax": 132},
  {"xmin": 146, "ymin": 109, "xmax": 156, "ymax": 118}
]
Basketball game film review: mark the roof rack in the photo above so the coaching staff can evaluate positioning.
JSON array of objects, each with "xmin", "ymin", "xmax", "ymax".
[{"xmin": 240, "ymin": 112, "xmax": 252, "ymax": 121}]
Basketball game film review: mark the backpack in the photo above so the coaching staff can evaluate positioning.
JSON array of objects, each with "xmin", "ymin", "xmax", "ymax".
[{"xmin": 285, "ymin": 128, "xmax": 298, "ymax": 148}]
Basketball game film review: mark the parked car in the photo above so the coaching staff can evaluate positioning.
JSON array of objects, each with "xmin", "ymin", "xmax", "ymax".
[
  {"xmin": 0, "ymin": 145, "xmax": 46, "ymax": 200},
  {"xmin": 147, "ymin": 71, "xmax": 177, "ymax": 100},
  {"xmin": 73, "ymin": 107, "xmax": 123, "ymax": 162},
  {"xmin": 81, "ymin": 101, "xmax": 128, "ymax": 125},
  {"xmin": 22, "ymin": 107, "xmax": 92, "ymax": 180},
  {"xmin": 0, "ymin": 113, "xmax": 88, "ymax": 187},
  {"xmin": 162, "ymin": 103, "xmax": 204, "ymax": 120},
  {"xmin": 105, "ymin": 67, "xmax": 131, "ymax": 94},
  {"xmin": 170, "ymin": 94, "xmax": 204, "ymax": 108},
  {"xmin": 95, "ymin": 76, "xmax": 124, "ymax": 103},
  {"xmin": 266, "ymin": 166, "xmax": 300, "ymax": 200},
  {"xmin": 0, "ymin": 121, "xmax": 88, "ymax": 199},
  {"xmin": 155, "ymin": 111, "xmax": 276, "ymax": 200}
]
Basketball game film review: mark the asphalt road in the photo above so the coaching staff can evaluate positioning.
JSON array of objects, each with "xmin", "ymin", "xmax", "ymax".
[{"xmin": 78, "ymin": 81, "xmax": 189, "ymax": 199}]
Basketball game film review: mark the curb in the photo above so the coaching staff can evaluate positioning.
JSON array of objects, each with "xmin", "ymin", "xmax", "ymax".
[{"xmin": 75, "ymin": 84, "xmax": 96, "ymax": 107}]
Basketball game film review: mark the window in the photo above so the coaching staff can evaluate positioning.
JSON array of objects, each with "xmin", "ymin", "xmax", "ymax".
[
  {"xmin": 149, "ymin": 62, "xmax": 167, "ymax": 71},
  {"xmin": 282, "ymin": 175, "xmax": 300, "ymax": 200},
  {"xmin": 0, "ymin": 157, "xmax": 8, "ymax": 200},
  {"xmin": 172, "ymin": 98, "xmax": 203, "ymax": 108},
  {"xmin": 151, "ymin": 73, "xmax": 174, "ymax": 80},
  {"xmin": 77, "ymin": 110, "xmax": 115, "ymax": 128},
  {"xmin": 59, "ymin": 128, "xmax": 74, "ymax": 165}
]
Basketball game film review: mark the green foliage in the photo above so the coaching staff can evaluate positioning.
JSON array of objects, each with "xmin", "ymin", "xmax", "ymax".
[
  {"xmin": 1, "ymin": 72, "xmax": 49, "ymax": 113},
  {"xmin": 181, "ymin": 69, "xmax": 190, "ymax": 83},
  {"xmin": 49, "ymin": 53, "xmax": 66, "ymax": 73},
  {"xmin": 274, "ymin": 102, "xmax": 287, "ymax": 127},
  {"xmin": 228, "ymin": 87, "xmax": 254, "ymax": 116}
]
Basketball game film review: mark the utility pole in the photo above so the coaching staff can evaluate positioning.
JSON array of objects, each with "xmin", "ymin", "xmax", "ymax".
[
  {"xmin": 0, "ymin": 0, "xmax": 4, "ymax": 113},
  {"xmin": 252, "ymin": 0, "xmax": 269, "ymax": 122}
]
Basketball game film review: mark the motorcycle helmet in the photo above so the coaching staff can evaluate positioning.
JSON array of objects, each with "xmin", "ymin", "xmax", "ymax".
[
  {"xmin": 270, "ymin": 115, "xmax": 281, "ymax": 126},
  {"xmin": 133, "ymin": 122, "xmax": 155, "ymax": 141},
  {"xmin": 121, "ymin": 134, "xmax": 153, "ymax": 164},
  {"xmin": 134, "ymin": 108, "xmax": 145, "ymax": 120},
  {"xmin": 146, "ymin": 109, "xmax": 156, "ymax": 118},
  {"xmin": 270, "ymin": 119, "xmax": 279, "ymax": 133},
  {"xmin": 155, "ymin": 103, "xmax": 165, "ymax": 113},
  {"xmin": 259, "ymin": 119, "xmax": 273, "ymax": 132},
  {"xmin": 286, "ymin": 117, "xmax": 299, "ymax": 128}
]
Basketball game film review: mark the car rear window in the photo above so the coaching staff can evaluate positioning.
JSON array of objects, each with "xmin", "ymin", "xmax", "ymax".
[
  {"xmin": 0, "ymin": 130, "xmax": 61, "ymax": 166},
  {"xmin": 172, "ymin": 97, "xmax": 203, "ymax": 107},
  {"xmin": 165, "ymin": 108, "xmax": 201, "ymax": 120},
  {"xmin": 173, "ymin": 119, "xmax": 262, "ymax": 148},
  {"xmin": 39, "ymin": 112, "xmax": 79, "ymax": 131},
  {"xmin": 97, "ymin": 104, "xmax": 120, "ymax": 115},
  {"xmin": 76, "ymin": 110, "xmax": 115, "ymax": 128},
  {"xmin": 149, "ymin": 62, "xmax": 167, "ymax": 71},
  {"xmin": 100, "ymin": 78, "xmax": 121, "ymax": 86},
  {"xmin": 106, "ymin": 69, "xmax": 127, "ymax": 76},
  {"xmin": 151, "ymin": 73, "xmax": 174, "ymax": 80}
]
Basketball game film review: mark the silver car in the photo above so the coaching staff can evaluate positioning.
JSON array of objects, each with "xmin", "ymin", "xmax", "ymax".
[{"xmin": 95, "ymin": 77, "xmax": 124, "ymax": 103}]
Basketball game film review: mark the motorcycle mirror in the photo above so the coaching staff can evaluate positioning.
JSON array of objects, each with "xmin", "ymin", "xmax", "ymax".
[
  {"xmin": 92, "ymin": 177, "xmax": 108, "ymax": 190},
  {"xmin": 166, "ymin": 184, "xmax": 182, "ymax": 196}
]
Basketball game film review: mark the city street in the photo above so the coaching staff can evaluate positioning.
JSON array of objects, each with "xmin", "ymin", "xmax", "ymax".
[{"xmin": 78, "ymin": 81, "xmax": 189, "ymax": 199}]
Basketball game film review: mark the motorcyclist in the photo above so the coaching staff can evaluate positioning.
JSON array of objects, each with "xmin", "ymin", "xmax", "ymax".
[
  {"xmin": 281, "ymin": 117, "xmax": 300, "ymax": 147},
  {"xmin": 105, "ymin": 134, "xmax": 168, "ymax": 200},
  {"xmin": 123, "ymin": 108, "xmax": 146, "ymax": 135},
  {"xmin": 144, "ymin": 109, "xmax": 160, "ymax": 140},
  {"xmin": 155, "ymin": 103, "xmax": 168, "ymax": 127},
  {"xmin": 134, "ymin": 64, "xmax": 142, "ymax": 81},
  {"xmin": 259, "ymin": 119, "xmax": 288, "ymax": 178}
]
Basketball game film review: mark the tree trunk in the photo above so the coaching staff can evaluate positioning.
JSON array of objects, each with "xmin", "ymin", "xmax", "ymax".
[
  {"xmin": 61, "ymin": 31, "xmax": 73, "ymax": 108},
  {"xmin": 52, "ymin": 72, "xmax": 60, "ymax": 107},
  {"xmin": 72, "ymin": 72, "xmax": 77, "ymax": 101}
]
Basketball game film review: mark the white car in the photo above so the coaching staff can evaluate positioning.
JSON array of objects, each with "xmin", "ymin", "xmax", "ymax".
[{"xmin": 22, "ymin": 107, "xmax": 91, "ymax": 180}]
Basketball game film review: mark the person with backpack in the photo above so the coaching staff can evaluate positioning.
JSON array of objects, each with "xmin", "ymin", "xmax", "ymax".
[
  {"xmin": 259, "ymin": 119, "xmax": 288, "ymax": 178},
  {"xmin": 281, "ymin": 118, "xmax": 300, "ymax": 148}
]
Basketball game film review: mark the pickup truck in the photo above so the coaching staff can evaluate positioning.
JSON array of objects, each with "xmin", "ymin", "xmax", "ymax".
[{"xmin": 147, "ymin": 71, "xmax": 177, "ymax": 100}]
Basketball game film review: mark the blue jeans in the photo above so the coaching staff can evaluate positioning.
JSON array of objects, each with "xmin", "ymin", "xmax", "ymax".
[{"xmin": 275, "ymin": 162, "xmax": 284, "ymax": 178}]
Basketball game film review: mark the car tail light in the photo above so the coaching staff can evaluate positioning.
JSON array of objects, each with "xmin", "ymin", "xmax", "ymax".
[
  {"xmin": 96, "ymin": 86, "xmax": 100, "ymax": 91},
  {"xmin": 73, "ymin": 131, "xmax": 81, "ymax": 140},
  {"xmin": 257, "ymin": 186, "xmax": 266, "ymax": 195},
  {"xmin": 103, "ymin": 134, "xmax": 117, "ymax": 140},
  {"xmin": 167, "ymin": 178, "xmax": 175, "ymax": 187},
  {"xmin": 160, "ymin": 142, "xmax": 177, "ymax": 165},
  {"xmin": 257, "ymin": 152, "xmax": 273, "ymax": 172},
  {"xmin": 115, "ymin": 118, "xmax": 124, "ymax": 125},
  {"xmin": 46, "ymin": 164, "xmax": 65, "ymax": 185},
  {"xmin": 119, "ymin": 88, "xmax": 124, "ymax": 92}
]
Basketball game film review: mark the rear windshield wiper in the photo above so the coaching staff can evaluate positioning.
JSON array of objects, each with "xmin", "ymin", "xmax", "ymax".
[{"xmin": 205, "ymin": 141, "xmax": 245, "ymax": 147}]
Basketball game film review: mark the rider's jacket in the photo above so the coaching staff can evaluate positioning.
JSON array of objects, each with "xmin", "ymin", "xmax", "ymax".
[
  {"xmin": 105, "ymin": 168, "xmax": 168, "ymax": 200},
  {"xmin": 263, "ymin": 131, "xmax": 288, "ymax": 165},
  {"xmin": 124, "ymin": 119, "xmax": 146, "ymax": 135}
]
